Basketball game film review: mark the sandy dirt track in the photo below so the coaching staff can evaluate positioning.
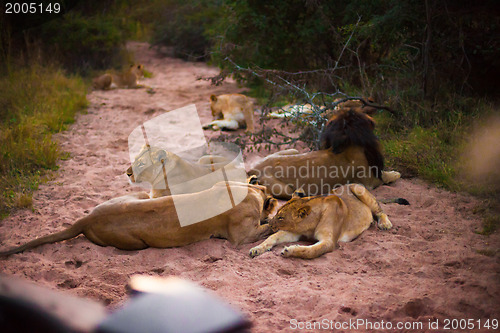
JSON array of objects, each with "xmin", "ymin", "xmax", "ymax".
[{"xmin": 0, "ymin": 42, "xmax": 498, "ymax": 332}]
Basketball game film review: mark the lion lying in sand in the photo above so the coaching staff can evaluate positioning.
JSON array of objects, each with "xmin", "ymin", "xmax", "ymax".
[
  {"xmin": 203, "ymin": 94, "xmax": 255, "ymax": 132},
  {"xmin": 249, "ymin": 184, "xmax": 393, "ymax": 259},
  {"xmin": 248, "ymin": 108, "xmax": 400, "ymax": 199},
  {"xmin": 126, "ymin": 145, "xmax": 241, "ymax": 198},
  {"xmin": 266, "ymin": 98, "xmax": 377, "ymax": 120},
  {"xmin": 0, "ymin": 182, "xmax": 278, "ymax": 256},
  {"xmin": 93, "ymin": 64, "xmax": 145, "ymax": 90}
]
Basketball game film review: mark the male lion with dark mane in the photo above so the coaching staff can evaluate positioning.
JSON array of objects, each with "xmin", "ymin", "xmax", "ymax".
[
  {"xmin": 249, "ymin": 184, "xmax": 394, "ymax": 259},
  {"xmin": 248, "ymin": 109, "xmax": 400, "ymax": 199}
]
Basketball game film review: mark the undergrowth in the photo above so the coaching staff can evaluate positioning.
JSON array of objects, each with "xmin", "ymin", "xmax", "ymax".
[
  {"xmin": 247, "ymin": 83, "xmax": 499, "ymax": 235},
  {"xmin": 0, "ymin": 65, "xmax": 87, "ymax": 217},
  {"xmin": 376, "ymin": 98, "xmax": 498, "ymax": 235}
]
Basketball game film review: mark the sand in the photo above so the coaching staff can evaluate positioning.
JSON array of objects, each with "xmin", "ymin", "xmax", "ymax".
[{"xmin": 0, "ymin": 42, "xmax": 498, "ymax": 332}]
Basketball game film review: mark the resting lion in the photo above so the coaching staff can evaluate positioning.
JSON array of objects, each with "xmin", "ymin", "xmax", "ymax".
[
  {"xmin": 203, "ymin": 94, "xmax": 255, "ymax": 132},
  {"xmin": 0, "ymin": 182, "xmax": 278, "ymax": 256},
  {"xmin": 126, "ymin": 145, "xmax": 238, "ymax": 198},
  {"xmin": 332, "ymin": 97, "xmax": 377, "ymax": 115},
  {"xmin": 249, "ymin": 184, "xmax": 393, "ymax": 259},
  {"xmin": 267, "ymin": 104, "xmax": 325, "ymax": 119},
  {"xmin": 93, "ymin": 64, "xmax": 145, "ymax": 90},
  {"xmin": 248, "ymin": 108, "xmax": 400, "ymax": 199}
]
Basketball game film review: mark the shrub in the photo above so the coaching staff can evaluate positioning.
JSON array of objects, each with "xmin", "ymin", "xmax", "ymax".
[
  {"xmin": 39, "ymin": 13, "xmax": 127, "ymax": 73},
  {"xmin": 151, "ymin": 0, "xmax": 221, "ymax": 61},
  {"xmin": 0, "ymin": 65, "xmax": 87, "ymax": 216}
]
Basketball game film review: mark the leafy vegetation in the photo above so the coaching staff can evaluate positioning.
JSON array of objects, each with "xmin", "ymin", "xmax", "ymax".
[
  {"xmin": 149, "ymin": 0, "xmax": 221, "ymax": 60},
  {"xmin": 0, "ymin": 0, "xmax": 497, "ymax": 232},
  {"xmin": 0, "ymin": 66, "xmax": 87, "ymax": 217},
  {"xmin": 148, "ymin": 0, "xmax": 498, "ymax": 232},
  {"xmin": 0, "ymin": 1, "xmax": 130, "ymax": 217}
]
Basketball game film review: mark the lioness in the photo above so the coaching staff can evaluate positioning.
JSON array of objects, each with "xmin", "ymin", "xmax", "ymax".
[
  {"xmin": 93, "ymin": 64, "xmax": 145, "ymax": 90},
  {"xmin": 203, "ymin": 94, "xmax": 255, "ymax": 132},
  {"xmin": 0, "ymin": 182, "xmax": 278, "ymax": 256},
  {"xmin": 248, "ymin": 109, "xmax": 400, "ymax": 199},
  {"xmin": 126, "ymin": 145, "xmax": 239, "ymax": 198},
  {"xmin": 249, "ymin": 184, "xmax": 392, "ymax": 259}
]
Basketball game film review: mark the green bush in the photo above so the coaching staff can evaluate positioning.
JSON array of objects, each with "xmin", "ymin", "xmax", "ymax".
[
  {"xmin": 151, "ymin": 0, "xmax": 221, "ymax": 60},
  {"xmin": 0, "ymin": 65, "xmax": 87, "ymax": 217},
  {"xmin": 40, "ymin": 13, "xmax": 127, "ymax": 73}
]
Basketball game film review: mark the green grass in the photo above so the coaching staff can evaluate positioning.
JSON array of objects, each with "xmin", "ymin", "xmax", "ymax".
[
  {"xmin": 248, "ymin": 81, "xmax": 498, "ymax": 234},
  {"xmin": 143, "ymin": 69, "xmax": 154, "ymax": 78},
  {"xmin": 380, "ymin": 125, "xmax": 461, "ymax": 190},
  {"xmin": 0, "ymin": 65, "xmax": 87, "ymax": 217},
  {"xmin": 375, "ymin": 98, "xmax": 499, "ymax": 235}
]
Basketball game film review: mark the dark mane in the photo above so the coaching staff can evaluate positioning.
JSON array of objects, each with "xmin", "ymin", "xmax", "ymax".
[{"xmin": 320, "ymin": 109, "xmax": 384, "ymax": 179}]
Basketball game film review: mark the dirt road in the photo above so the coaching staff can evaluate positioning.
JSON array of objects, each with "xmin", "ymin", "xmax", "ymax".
[{"xmin": 0, "ymin": 42, "xmax": 498, "ymax": 332}]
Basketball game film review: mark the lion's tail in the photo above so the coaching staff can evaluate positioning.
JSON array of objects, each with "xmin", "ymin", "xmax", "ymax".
[
  {"xmin": 320, "ymin": 109, "xmax": 384, "ymax": 179},
  {"xmin": 0, "ymin": 216, "xmax": 90, "ymax": 257},
  {"xmin": 379, "ymin": 198, "xmax": 410, "ymax": 205}
]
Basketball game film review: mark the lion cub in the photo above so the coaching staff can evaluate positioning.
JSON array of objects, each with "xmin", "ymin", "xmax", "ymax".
[
  {"xmin": 249, "ymin": 184, "xmax": 393, "ymax": 259},
  {"xmin": 93, "ymin": 64, "xmax": 145, "ymax": 90},
  {"xmin": 203, "ymin": 93, "xmax": 255, "ymax": 132}
]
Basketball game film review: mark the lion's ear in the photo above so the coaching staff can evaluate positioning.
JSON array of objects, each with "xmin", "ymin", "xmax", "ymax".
[
  {"xmin": 155, "ymin": 149, "xmax": 167, "ymax": 162},
  {"xmin": 292, "ymin": 189, "xmax": 306, "ymax": 198},
  {"xmin": 247, "ymin": 175, "xmax": 259, "ymax": 185},
  {"xmin": 210, "ymin": 94, "xmax": 218, "ymax": 102},
  {"xmin": 297, "ymin": 206, "xmax": 311, "ymax": 218},
  {"xmin": 264, "ymin": 197, "xmax": 277, "ymax": 210}
]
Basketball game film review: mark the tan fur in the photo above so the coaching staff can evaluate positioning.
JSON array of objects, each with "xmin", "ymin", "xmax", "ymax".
[
  {"xmin": 248, "ymin": 147, "xmax": 400, "ymax": 199},
  {"xmin": 126, "ymin": 146, "xmax": 237, "ymax": 198},
  {"xmin": 92, "ymin": 73, "xmax": 113, "ymax": 90},
  {"xmin": 249, "ymin": 184, "xmax": 392, "ymax": 259},
  {"xmin": 203, "ymin": 94, "xmax": 255, "ymax": 132},
  {"xmin": 332, "ymin": 97, "xmax": 377, "ymax": 115},
  {"xmin": 318, "ymin": 97, "xmax": 378, "ymax": 120},
  {"xmin": 93, "ymin": 64, "xmax": 145, "ymax": 90},
  {"xmin": 0, "ymin": 182, "xmax": 278, "ymax": 256},
  {"xmin": 267, "ymin": 103, "xmax": 326, "ymax": 119}
]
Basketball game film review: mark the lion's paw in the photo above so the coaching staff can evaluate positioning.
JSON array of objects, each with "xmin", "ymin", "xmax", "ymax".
[
  {"xmin": 378, "ymin": 216, "xmax": 393, "ymax": 230},
  {"xmin": 382, "ymin": 171, "xmax": 401, "ymax": 184},
  {"xmin": 249, "ymin": 246, "xmax": 266, "ymax": 258},
  {"xmin": 281, "ymin": 245, "xmax": 298, "ymax": 257}
]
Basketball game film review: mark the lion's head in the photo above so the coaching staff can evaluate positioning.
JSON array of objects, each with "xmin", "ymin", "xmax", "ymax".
[
  {"xmin": 269, "ymin": 196, "xmax": 320, "ymax": 233},
  {"xmin": 130, "ymin": 64, "xmax": 145, "ymax": 79},
  {"xmin": 126, "ymin": 146, "xmax": 172, "ymax": 186},
  {"xmin": 320, "ymin": 108, "xmax": 383, "ymax": 180},
  {"xmin": 209, "ymin": 94, "xmax": 224, "ymax": 120}
]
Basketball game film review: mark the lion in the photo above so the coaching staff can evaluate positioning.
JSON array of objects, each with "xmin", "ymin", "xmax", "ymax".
[
  {"xmin": 0, "ymin": 181, "xmax": 278, "ymax": 256},
  {"xmin": 248, "ymin": 108, "xmax": 400, "ymax": 199},
  {"xmin": 267, "ymin": 98, "xmax": 377, "ymax": 120},
  {"xmin": 249, "ymin": 183, "xmax": 394, "ymax": 259},
  {"xmin": 332, "ymin": 97, "xmax": 377, "ymax": 115},
  {"xmin": 267, "ymin": 104, "xmax": 325, "ymax": 119},
  {"xmin": 202, "ymin": 94, "xmax": 255, "ymax": 132},
  {"xmin": 93, "ymin": 64, "xmax": 145, "ymax": 90},
  {"xmin": 126, "ymin": 145, "xmax": 239, "ymax": 198}
]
